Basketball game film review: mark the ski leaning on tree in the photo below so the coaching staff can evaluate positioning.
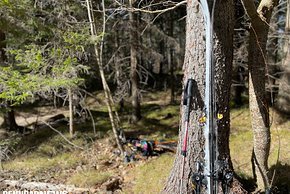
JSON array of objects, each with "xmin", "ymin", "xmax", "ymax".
[{"xmin": 163, "ymin": 0, "xmax": 238, "ymax": 193}]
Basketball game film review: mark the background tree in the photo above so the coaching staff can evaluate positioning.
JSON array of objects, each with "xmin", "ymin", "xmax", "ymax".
[
  {"xmin": 129, "ymin": 0, "xmax": 141, "ymax": 123},
  {"xmin": 241, "ymin": 0, "xmax": 279, "ymax": 191},
  {"xmin": 0, "ymin": 0, "xmax": 89, "ymax": 134},
  {"xmin": 0, "ymin": 29, "xmax": 17, "ymax": 131},
  {"xmin": 276, "ymin": 0, "xmax": 290, "ymax": 114}
]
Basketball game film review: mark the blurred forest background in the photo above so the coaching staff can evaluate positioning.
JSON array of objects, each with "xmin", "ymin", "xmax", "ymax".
[{"xmin": 0, "ymin": 0, "xmax": 289, "ymax": 193}]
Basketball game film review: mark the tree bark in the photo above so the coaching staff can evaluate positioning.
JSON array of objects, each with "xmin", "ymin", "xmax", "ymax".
[
  {"xmin": 241, "ymin": 0, "xmax": 278, "ymax": 191},
  {"xmin": 276, "ymin": 0, "xmax": 290, "ymax": 114},
  {"xmin": 129, "ymin": 0, "xmax": 141, "ymax": 123},
  {"xmin": 2, "ymin": 108, "xmax": 18, "ymax": 131},
  {"xmin": 163, "ymin": 0, "xmax": 245, "ymax": 193}
]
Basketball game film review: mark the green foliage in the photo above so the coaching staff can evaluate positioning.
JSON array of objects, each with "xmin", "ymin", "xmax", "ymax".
[
  {"xmin": 0, "ymin": 44, "xmax": 88, "ymax": 104},
  {"xmin": 4, "ymin": 152, "xmax": 81, "ymax": 173},
  {"xmin": 0, "ymin": 0, "xmax": 92, "ymax": 105}
]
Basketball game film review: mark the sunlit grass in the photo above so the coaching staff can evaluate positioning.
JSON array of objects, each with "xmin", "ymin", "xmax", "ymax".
[
  {"xmin": 124, "ymin": 153, "xmax": 174, "ymax": 194},
  {"xmin": 4, "ymin": 152, "xmax": 82, "ymax": 173},
  {"xmin": 230, "ymin": 107, "xmax": 290, "ymax": 189},
  {"xmin": 67, "ymin": 170, "xmax": 111, "ymax": 187}
]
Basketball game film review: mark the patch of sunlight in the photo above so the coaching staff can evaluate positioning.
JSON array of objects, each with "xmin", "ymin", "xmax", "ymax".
[{"xmin": 230, "ymin": 130, "xmax": 253, "ymax": 177}]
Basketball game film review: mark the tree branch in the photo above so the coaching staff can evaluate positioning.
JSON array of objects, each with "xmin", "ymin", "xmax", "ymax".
[
  {"xmin": 129, "ymin": 1, "xmax": 186, "ymax": 14},
  {"xmin": 42, "ymin": 121, "xmax": 84, "ymax": 150},
  {"xmin": 240, "ymin": 0, "xmax": 263, "ymax": 29}
]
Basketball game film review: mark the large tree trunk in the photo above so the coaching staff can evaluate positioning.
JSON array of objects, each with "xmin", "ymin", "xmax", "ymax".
[
  {"xmin": 163, "ymin": 0, "xmax": 245, "ymax": 193},
  {"xmin": 276, "ymin": 0, "xmax": 290, "ymax": 114},
  {"xmin": 242, "ymin": 0, "xmax": 278, "ymax": 191},
  {"xmin": 129, "ymin": 0, "xmax": 141, "ymax": 123}
]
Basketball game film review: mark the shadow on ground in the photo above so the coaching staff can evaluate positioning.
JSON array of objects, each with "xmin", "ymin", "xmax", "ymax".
[
  {"xmin": 235, "ymin": 162, "xmax": 290, "ymax": 193},
  {"xmin": 270, "ymin": 162, "xmax": 290, "ymax": 193}
]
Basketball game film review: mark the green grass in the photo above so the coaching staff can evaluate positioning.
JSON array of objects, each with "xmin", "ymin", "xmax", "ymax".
[
  {"xmin": 230, "ymin": 130, "xmax": 253, "ymax": 176},
  {"xmin": 67, "ymin": 170, "xmax": 111, "ymax": 187},
  {"xmin": 230, "ymin": 108, "xmax": 290, "ymax": 189},
  {"xmin": 2, "ymin": 126, "xmax": 93, "ymax": 176},
  {"xmin": 4, "ymin": 152, "xmax": 81, "ymax": 173},
  {"xmin": 124, "ymin": 153, "xmax": 174, "ymax": 194}
]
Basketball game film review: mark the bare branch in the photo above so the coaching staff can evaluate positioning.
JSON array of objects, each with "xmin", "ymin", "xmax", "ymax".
[{"xmin": 41, "ymin": 121, "xmax": 84, "ymax": 150}]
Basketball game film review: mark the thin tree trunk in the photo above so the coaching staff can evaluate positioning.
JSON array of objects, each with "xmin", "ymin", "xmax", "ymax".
[
  {"xmin": 163, "ymin": 0, "xmax": 245, "ymax": 193},
  {"xmin": 68, "ymin": 88, "xmax": 74, "ymax": 137},
  {"xmin": 168, "ymin": 13, "xmax": 175, "ymax": 104},
  {"xmin": 0, "ymin": 30, "xmax": 6, "ymax": 63},
  {"xmin": 241, "ymin": 0, "xmax": 278, "ymax": 191},
  {"xmin": 85, "ymin": 0, "xmax": 124, "ymax": 155},
  {"xmin": 276, "ymin": 0, "xmax": 290, "ymax": 114},
  {"xmin": 168, "ymin": 46, "xmax": 175, "ymax": 104},
  {"xmin": 129, "ymin": 0, "xmax": 141, "ymax": 123}
]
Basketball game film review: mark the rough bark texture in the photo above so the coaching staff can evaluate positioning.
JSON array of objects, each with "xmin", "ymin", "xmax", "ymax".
[
  {"xmin": 129, "ymin": 0, "xmax": 141, "ymax": 123},
  {"xmin": 242, "ymin": 0, "xmax": 278, "ymax": 191},
  {"xmin": 276, "ymin": 1, "xmax": 290, "ymax": 114},
  {"xmin": 163, "ymin": 0, "xmax": 245, "ymax": 193}
]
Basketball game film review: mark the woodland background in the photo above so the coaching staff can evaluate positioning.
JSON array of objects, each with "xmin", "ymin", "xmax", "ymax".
[{"xmin": 0, "ymin": 0, "xmax": 289, "ymax": 193}]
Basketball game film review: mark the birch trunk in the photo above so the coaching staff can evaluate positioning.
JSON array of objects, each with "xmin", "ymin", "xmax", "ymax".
[{"xmin": 85, "ymin": 0, "xmax": 124, "ymax": 155}]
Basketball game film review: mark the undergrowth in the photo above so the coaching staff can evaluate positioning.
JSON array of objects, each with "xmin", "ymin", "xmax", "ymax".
[{"xmin": 0, "ymin": 92, "xmax": 289, "ymax": 193}]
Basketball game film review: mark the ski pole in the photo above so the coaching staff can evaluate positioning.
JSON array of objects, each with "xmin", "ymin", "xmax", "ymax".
[{"xmin": 180, "ymin": 78, "xmax": 194, "ymax": 194}]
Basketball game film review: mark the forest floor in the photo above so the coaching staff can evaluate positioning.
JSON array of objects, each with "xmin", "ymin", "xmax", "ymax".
[{"xmin": 0, "ymin": 91, "xmax": 289, "ymax": 193}]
